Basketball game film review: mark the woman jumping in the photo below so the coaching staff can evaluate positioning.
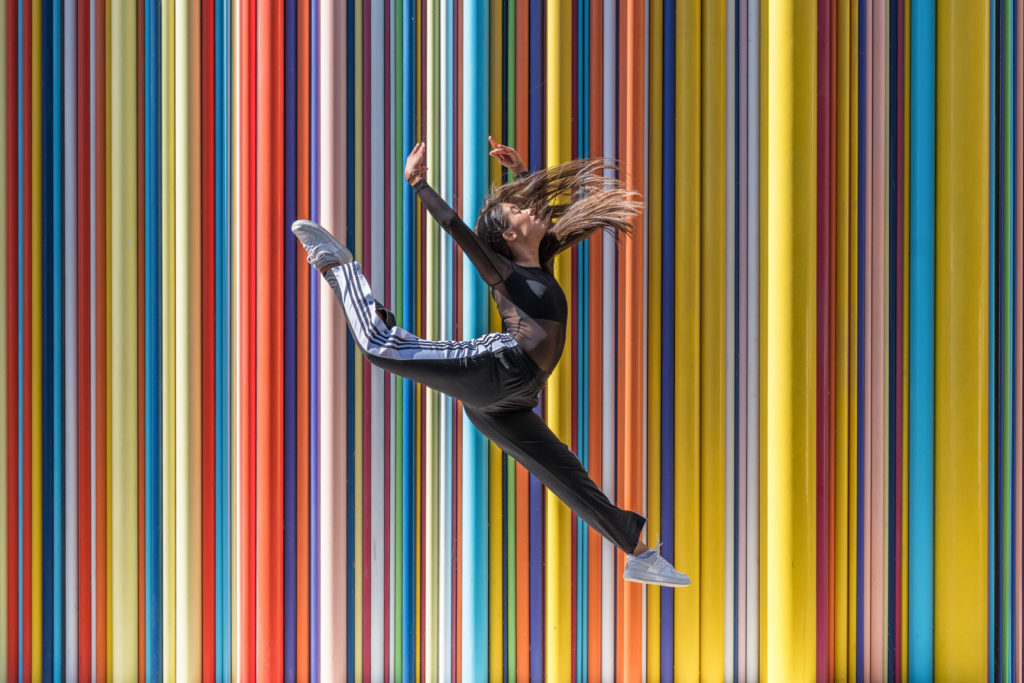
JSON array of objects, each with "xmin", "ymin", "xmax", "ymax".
[{"xmin": 291, "ymin": 136, "xmax": 689, "ymax": 588}]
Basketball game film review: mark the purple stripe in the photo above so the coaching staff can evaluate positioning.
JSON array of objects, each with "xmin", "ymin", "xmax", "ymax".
[
  {"xmin": 283, "ymin": 0, "xmax": 298, "ymax": 675},
  {"xmin": 309, "ymin": 0, "xmax": 320, "ymax": 676}
]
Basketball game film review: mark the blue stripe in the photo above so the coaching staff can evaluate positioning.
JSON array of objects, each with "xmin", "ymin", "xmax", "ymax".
[
  {"xmin": 144, "ymin": 0, "xmax": 163, "ymax": 676},
  {"xmin": 40, "ymin": 0, "xmax": 55, "ymax": 671},
  {"xmin": 661, "ymin": 0, "xmax": 677, "ymax": 674}
]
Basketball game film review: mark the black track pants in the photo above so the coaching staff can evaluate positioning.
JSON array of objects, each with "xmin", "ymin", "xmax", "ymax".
[{"xmin": 327, "ymin": 262, "xmax": 646, "ymax": 554}]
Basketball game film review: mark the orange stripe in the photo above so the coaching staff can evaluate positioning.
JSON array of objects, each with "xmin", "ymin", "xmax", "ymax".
[{"xmin": 620, "ymin": 1, "xmax": 645, "ymax": 680}]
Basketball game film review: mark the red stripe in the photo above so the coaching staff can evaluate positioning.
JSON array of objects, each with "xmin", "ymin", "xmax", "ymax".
[
  {"xmin": 361, "ymin": 1, "xmax": 372, "ymax": 673},
  {"xmin": 136, "ymin": 0, "xmax": 148, "ymax": 674},
  {"xmin": 96, "ymin": 0, "xmax": 109, "ymax": 674},
  {"xmin": 76, "ymin": 0, "xmax": 93, "ymax": 677},
  {"xmin": 201, "ymin": 0, "xmax": 217, "ymax": 677},
  {"xmin": 5, "ymin": 2, "xmax": 19, "ymax": 676},
  {"xmin": 256, "ymin": 0, "xmax": 285, "ymax": 677},
  {"xmin": 239, "ymin": 0, "xmax": 256, "ymax": 676}
]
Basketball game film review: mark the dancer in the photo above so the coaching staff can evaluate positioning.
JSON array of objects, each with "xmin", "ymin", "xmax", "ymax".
[{"xmin": 292, "ymin": 136, "xmax": 689, "ymax": 587}]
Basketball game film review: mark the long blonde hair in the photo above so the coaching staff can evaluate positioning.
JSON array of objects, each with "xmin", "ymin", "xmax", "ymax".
[{"xmin": 474, "ymin": 158, "xmax": 643, "ymax": 271}]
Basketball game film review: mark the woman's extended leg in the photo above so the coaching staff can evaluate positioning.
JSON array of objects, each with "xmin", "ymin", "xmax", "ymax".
[
  {"xmin": 323, "ymin": 260, "xmax": 526, "ymax": 407},
  {"xmin": 462, "ymin": 404, "xmax": 646, "ymax": 554}
]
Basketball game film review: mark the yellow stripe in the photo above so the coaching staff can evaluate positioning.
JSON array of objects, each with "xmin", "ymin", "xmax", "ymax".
[
  {"xmin": 31, "ymin": 1, "xmax": 42, "ymax": 676},
  {"xmin": 834, "ymin": 0, "xmax": 851, "ymax": 677},
  {"xmin": 700, "ymin": 1, "xmax": 726, "ymax": 677},
  {"xmin": 646, "ymin": 0, "xmax": 664, "ymax": 674},
  {"xmin": 544, "ymin": 2, "xmax": 572, "ymax": 680},
  {"xmin": 763, "ymin": 0, "xmax": 817, "ymax": 679},
  {"xmin": 934, "ymin": 0, "xmax": 989, "ymax": 678},
  {"xmin": 174, "ymin": 0, "xmax": 201, "ymax": 676},
  {"xmin": 161, "ymin": 0, "xmax": 177, "ymax": 674},
  {"xmin": 674, "ymin": 0, "xmax": 702, "ymax": 678}
]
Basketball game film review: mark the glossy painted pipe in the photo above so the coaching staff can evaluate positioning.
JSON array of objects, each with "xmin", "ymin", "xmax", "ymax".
[
  {"xmin": 672, "ymin": 0, "xmax": 701, "ymax": 679},
  {"xmin": 174, "ymin": 0, "xmax": 201, "ymax": 677},
  {"xmin": 934, "ymin": 0, "xmax": 989, "ymax": 677},
  {"xmin": 295, "ymin": 0, "xmax": 311, "ymax": 675},
  {"xmin": 908, "ymin": 0, "xmax": 935, "ymax": 677},
  {"xmin": 0, "ymin": 0, "xmax": 8, "ymax": 676},
  {"xmin": 317, "ymin": 0, "xmax": 348, "ymax": 677},
  {"xmin": 110, "ymin": 0, "xmax": 139, "ymax": 676},
  {"xmin": 763, "ymin": 0, "xmax": 817, "ymax": 679},
  {"xmin": 834, "ymin": 0, "xmax": 852, "ymax": 676},
  {"xmin": 460, "ymin": 0, "xmax": 489, "ymax": 678},
  {"xmin": 701, "ymin": 1, "xmax": 726, "ymax": 678},
  {"xmin": 62, "ymin": 0, "xmax": 77, "ymax": 670},
  {"xmin": 645, "ymin": 0, "xmax": 664, "ymax": 676}
]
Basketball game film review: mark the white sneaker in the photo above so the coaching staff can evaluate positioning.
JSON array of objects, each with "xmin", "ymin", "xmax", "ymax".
[
  {"xmin": 623, "ymin": 545, "xmax": 690, "ymax": 588},
  {"xmin": 291, "ymin": 219, "xmax": 353, "ymax": 272}
]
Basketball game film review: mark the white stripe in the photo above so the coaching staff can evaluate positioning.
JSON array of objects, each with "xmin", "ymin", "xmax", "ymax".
[
  {"xmin": 724, "ymin": 0, "xmax": 737, "ymax": 679},
  {"xmin": 368, "ymin": 2, "xmax": 386, "ymax": 679}
]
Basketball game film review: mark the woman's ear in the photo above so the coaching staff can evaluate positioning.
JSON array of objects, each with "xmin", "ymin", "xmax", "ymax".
[{"xmin": 501, "ymin": 229, "xmax": 516, "ymax": 243}]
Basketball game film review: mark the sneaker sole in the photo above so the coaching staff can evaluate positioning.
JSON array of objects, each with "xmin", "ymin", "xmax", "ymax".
[{"xmin": 623, "ymin": 573, "xmax": 691, "ymax": 588}]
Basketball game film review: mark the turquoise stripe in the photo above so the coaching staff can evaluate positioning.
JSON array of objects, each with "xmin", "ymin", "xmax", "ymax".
[
  {"xmin": 908, "ymin": 0, "xmax": 935, "ymax": 678},
  {"xmin": 215, "ymin": 0, "xmax": 231, "ymax": 676},
  {"xmin": 143, "ymin": 0, "xmax": 162, "ymax": 677},
  {"xmin": 461, "ymin": 1, "xmax": 490, "ymax": 678}
]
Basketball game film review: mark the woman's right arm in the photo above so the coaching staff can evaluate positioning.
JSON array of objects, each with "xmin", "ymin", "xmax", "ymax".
[{"xmin": 405, "ymin": 143, "xmax": 510, "ymax": 286}]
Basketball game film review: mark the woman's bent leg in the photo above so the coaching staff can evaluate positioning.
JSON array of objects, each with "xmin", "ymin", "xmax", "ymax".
[
  {"xmin": 463, "ymin": 405, "xmax": 646, "ymax": 554},
  {"xmin": 323, "ymin": 261, "xmax": 524, "ymax": 406}
]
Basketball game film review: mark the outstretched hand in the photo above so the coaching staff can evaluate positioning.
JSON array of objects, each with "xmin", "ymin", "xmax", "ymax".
[
  {"xmin": 488, "ymin": 136, "xmax": 527, "ymax": 177},
  {"xmin": 405, "ymin": 141, "xmax": 428, "ymax": 186}
]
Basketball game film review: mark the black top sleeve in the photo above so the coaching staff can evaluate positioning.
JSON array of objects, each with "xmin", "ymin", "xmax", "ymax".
[{"xmin": 412, "ymin": 179, "xmax": 513, "ymax": 287}]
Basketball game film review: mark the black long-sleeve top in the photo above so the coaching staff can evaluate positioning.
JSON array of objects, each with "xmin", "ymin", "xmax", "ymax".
[{"xmin": 412, "ymin": 178, "xmax": 567, "ymax": 375}]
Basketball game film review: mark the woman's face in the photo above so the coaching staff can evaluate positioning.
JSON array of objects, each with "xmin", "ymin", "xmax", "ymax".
[{"xmin": 500, "ymin": 203, "xmax": 547, "ymax": 243}]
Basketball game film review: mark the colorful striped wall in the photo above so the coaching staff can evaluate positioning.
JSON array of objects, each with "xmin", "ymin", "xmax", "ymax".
[{"xmin": 2, "ymin": 0, "xmax": 1022, "ymax": 681}]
